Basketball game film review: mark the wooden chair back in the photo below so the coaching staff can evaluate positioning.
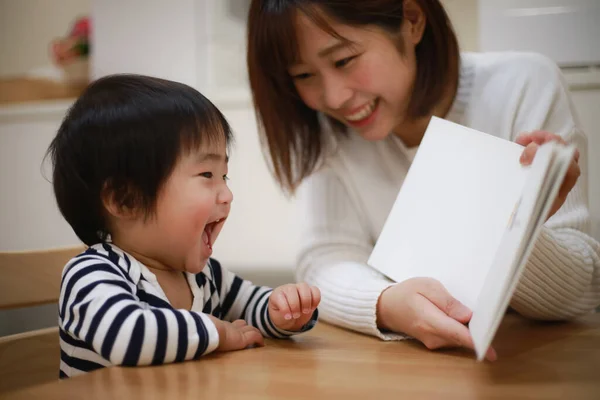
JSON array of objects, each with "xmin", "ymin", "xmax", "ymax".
[{"xmin": 0, "ymin": 246, "xmax": 84, "ymax": 395}]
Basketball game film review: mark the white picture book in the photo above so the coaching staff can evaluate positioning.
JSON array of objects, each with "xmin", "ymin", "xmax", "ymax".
[{"xmin": 367, "ymin": 117, "xmax": 575, "ymax": 361}]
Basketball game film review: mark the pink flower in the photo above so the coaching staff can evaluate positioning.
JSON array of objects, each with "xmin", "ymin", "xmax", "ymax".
[
  {"xmin": 70, "ymin": 17, "xmax": 91, "ymax": 39},
  {"xmin": 50, "ymin": 16, "xmax": 91, "ymax": 66}
]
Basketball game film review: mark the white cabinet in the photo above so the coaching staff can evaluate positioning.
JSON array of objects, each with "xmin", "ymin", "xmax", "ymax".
[
  {"xmin": 0, "ymin": 103, "xmax": 80, "ymax": 250},
  {"xmin": 479, "ymin": 0, "xmax": 600, "ymax": 66}
]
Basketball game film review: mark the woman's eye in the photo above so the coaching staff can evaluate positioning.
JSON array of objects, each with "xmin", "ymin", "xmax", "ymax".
[
  {"xmin": 223, "ymin": 175, "xmax": 229, "ymax": 182},
  {"xmin": 335, "ymin": 56, "xmax": 356, "ymax": 68},
  {"xmin": 291, "ymin": 72, "xmax": 313, "ymax": 81},
  {"xmin": 199, "ymin": 172, "xmax": 213, "ymax": 178}
]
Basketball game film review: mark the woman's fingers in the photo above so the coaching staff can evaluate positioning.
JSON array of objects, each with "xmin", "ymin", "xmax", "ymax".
[
  {"xmin": 416, "ymin": 278, "xmax": 472, "ymax": 323},
  {"xmin": 419, "ymin": 299, "xmax": 497, "ymax": 361}
]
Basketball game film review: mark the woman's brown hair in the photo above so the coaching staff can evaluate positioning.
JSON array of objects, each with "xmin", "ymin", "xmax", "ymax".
[{"xmin": 247, "ymin": 0, "xmax": 459, "ymax": 194}]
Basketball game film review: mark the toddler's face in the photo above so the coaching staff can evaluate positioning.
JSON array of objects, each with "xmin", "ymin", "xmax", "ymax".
[{"xmin": 144, "ymin": 140, "xmax": 232, "ymax": 273}]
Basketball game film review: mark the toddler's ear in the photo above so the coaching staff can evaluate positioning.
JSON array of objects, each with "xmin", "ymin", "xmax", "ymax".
[{"xmin": 101, "ymin": 180, "xmax": 139, "ymax": 220}]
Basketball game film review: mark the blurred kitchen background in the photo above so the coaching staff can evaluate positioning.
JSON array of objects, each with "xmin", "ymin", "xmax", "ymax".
[{"xmin": 1, "ymin": 0, "xmax": 599, "ymax": 335}]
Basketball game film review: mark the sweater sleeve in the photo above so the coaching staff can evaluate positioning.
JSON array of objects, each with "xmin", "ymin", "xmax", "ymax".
[
  {"xmin": 296, "ymin": 167, "xmax": 405, "ymax": 341},
  {"xmin": 58, "ymin": 254, "xmax": 219, "ymax": 368},
  {"xmin": 507, "ymin": 54, "xmax": 600, "ymax": 319},
  {"xmin": 210, "ymin": 259, "xmax": 318, "ymax": 338}
]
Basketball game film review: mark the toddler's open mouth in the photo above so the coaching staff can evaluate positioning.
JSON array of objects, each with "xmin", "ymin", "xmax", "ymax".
[{"xmin": 202, "ymin": 218, "xmax": 226, "ymax": 250}]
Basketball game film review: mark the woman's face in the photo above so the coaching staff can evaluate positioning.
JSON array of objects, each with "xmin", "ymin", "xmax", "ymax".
[{"xmin": 288, "ymin": 11, "xmax": 422, "ymax": 141}]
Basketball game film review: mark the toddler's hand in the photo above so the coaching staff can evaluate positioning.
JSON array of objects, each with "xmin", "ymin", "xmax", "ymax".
[
  {"xmin": 269, "ymin": 283, "xmax": 320, "ymax": 331},
  {"xmin": 209, "ymin": 316, "xmax": 264, "ymax": 352}
]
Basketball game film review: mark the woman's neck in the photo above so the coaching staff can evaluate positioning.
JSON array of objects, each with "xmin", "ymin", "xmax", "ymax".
[
  {"xmin": 393, "ymin": 116, "xmax": 433, "ymax": 148},
  {"xmin": 393, "ymin": 63, "xmax": 460, "ymax": 148}
]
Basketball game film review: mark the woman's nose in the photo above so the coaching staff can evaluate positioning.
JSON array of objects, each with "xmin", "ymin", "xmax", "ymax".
[{"xmin": 322, "ymin": 74, "xmax": 352, "ymax": 111}]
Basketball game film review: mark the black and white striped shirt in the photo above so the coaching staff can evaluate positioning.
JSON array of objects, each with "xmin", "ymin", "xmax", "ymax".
[{"xmin": 58, "ymin": 243, "xmax": 317, "ymax": 378}]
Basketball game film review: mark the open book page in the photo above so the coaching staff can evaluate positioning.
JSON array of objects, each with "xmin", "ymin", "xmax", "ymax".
[
  {"xmin": 368, "ymin": 117, "xmax": 527, "ymax": 310},
  {"xmin": 470, "ymin": 143, "xmax": 575, "ymax": 361}
]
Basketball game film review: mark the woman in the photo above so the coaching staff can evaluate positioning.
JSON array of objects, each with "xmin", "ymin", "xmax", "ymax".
[{"xmin": 246, "ymin": 0, "xmax": 600, "ymax": 360}]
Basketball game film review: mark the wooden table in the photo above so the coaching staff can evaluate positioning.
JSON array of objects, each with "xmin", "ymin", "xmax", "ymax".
[{"xmin": 7, "ymin": 314, "xmax": 600, "ymax": 399}]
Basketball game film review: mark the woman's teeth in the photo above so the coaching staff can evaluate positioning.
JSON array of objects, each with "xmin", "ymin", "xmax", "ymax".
[{"xmin": 345, "ymin": 99, "xmax": 377, "ymax": 122}]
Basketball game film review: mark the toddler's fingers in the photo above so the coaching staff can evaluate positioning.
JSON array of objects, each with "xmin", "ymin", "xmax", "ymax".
[
  {"xmin": 270, "ymin": 290, "xmax": 292, "ymax": 319},
  {"xmin": 283, "ymin": 285, "xmax": 301, "ymax": 319},
  {"xmin": 296, "ymin": 282, "xmax": 313, "ymax": 314},
  {"xmin": 232, "ymin": 319, "xmax": 247, "ymax": 328},
  {"xmin": 242, "ymin": 325, "xmax": 265, "ymax": 347},
  {"xmin": 310, "ymin": 286, "xmax": 321, "ymax": 310}
]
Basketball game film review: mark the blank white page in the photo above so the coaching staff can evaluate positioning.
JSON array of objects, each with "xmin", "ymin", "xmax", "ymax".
[{"xmin": 368, "ymin": 117, "xmax": 527, "ymax": 309}]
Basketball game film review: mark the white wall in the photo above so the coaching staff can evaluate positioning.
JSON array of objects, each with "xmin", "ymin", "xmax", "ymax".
[
  {"xmin": 210, "ymin": 107, "xmax": 301, "ymax": 269},
  {"xmin": 0, "ymin": 0, "xmax": 90, "ymax": 78},
  {"xmin": 442, "ymin": 0, "xmax": 480, "ymax": 51},
  {"xmin": 91, "ymin": 0, "xmax": 199, "ymax": 88},
  {"xmin": 204, "ymin": 0, "xmax": 250, "ymax": 91}
]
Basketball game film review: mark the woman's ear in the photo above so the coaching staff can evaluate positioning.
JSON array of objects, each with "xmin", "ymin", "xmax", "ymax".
[{"xmin": 403, "ymin": 0, "xmax": 426, "ymax": 45}]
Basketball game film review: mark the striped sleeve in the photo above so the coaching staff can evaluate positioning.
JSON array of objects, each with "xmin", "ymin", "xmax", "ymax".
[
  {"xmin": 210, "ymin": 259, "xmax": 317, "ymax": 338},
  {"xmin": 58, "ymin": 254, "xmax": 220, "ymax": 368}
]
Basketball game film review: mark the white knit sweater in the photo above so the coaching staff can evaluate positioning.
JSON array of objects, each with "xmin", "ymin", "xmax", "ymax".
[{"xmin": 296, "ymin": 52, "xmax": 600, "ymax": 340}]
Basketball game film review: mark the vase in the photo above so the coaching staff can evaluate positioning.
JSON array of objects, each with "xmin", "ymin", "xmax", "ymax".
[{"xmin": 61, "ymin": 58, "xmax": 90, "ymax": 86}]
